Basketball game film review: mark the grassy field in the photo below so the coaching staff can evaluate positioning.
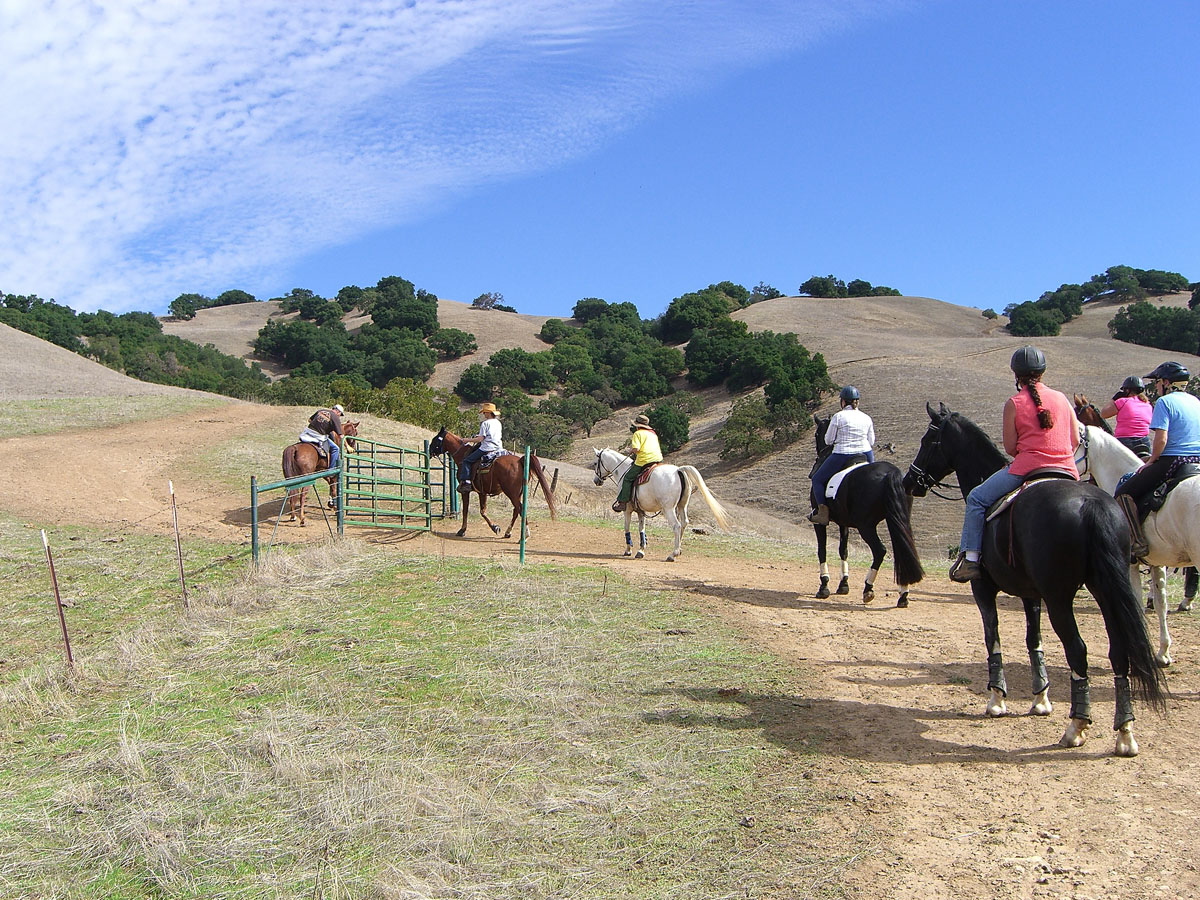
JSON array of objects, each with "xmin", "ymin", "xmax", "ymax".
[{"xmin": 0, "ymin": 517, "xmax": 847, "ymax": 899}]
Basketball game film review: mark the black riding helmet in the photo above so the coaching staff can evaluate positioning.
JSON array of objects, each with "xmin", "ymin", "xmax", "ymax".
[
  {"xmin": 840, "ymin": 385, "xmax": 860, "ymax": 403},
  {"xmin": 1121, "ymin": 375, "xmax": 1145, "ymax": 395},
  {"xmin": 1145, "ymin": 361, "xmax": 1190, "ymax": 383},
  {"xmin": 1010, "ymin": 345, "xmax": 1046, "ymax": 377}
]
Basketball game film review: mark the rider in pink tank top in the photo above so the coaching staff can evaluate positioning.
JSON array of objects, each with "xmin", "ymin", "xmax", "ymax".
[
  {"xmin": 1111, "ymin": 395, "xmax": 1152, "ymax": 438},
  {"xmin": 1007, "ymin": 388, "xmax": 1079, "ymax": 478}
]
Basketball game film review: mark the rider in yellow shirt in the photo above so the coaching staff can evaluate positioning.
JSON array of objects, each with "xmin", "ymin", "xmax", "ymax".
[{"xmin": 613, "ymin": 414, "xmax": 664, "ymax": 512}]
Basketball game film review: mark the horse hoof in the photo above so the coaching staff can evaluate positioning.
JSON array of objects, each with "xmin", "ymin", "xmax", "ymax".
[
  {"xmin": 816, "ymin": 585, "xmax": 831, "ymax": 599},
  {"xmin": 635, "ymin": 551, "xmax": 645, "ymax": 560},
  {"xmin": 985, "ymin": 691, "xmax": 1007, "ymax": 717},
  {"xmin": 623, "ymin": 549, "xmax": 632, "ymax": 557},
  {"xmin": 1114, "ymin": 723, "xmax": 1139, "ymax": 758},
  {"xmin": 835, "ymin": 577, "xmax": 850, "ymax": 595},
  {"xmin": 1060, "ymin": 719, "xmax": 1089, "ymax": 748},
  {"xmin": 1156, "ymin": 652, "xmax": 1173, "ymax": 667},
  {"xmin": 1029, "ymin": 691, "xmax": 1052, "ymax": 716},
  {"xmin": 665, "ymin": 555, "xmax": 676, "ymax": 562},
  {"xmin": 1179, "ymin": 598, "xmax": 1195, "ymax": 613},
  {"xmin": 896, "ymin": 592, "xmax": 909, "ymax": 609},
  {"xmin": 862, "ymin": 588, "xmax": 874, "ymax": 605},
  {"xmin": 456, "ymin": 529, "xmax": 466, "ymax": 537},
  {"xmin": 491, "ymin": 525, "xmax": 501, "ymax": 535}
]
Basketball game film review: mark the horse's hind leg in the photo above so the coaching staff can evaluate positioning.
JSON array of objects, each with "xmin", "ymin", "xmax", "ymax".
[
  {"xmin": 815, "ymin": 525, "xmax": 831, "ymax": 598},
  {"xmin": 1147, "ymin": 565, "xmax": 1172, "ymax": 665},
  {"xmin": 1043, "ymin": 596, "xmax": 1092, "ymax": 748},
  {"xmin": 623, "ymin": 509, "xmax": 633, "ymax": 557},
  {"xmin": 858, "ymin": 524, "xmax": 887, "ymax": 605},
  {"xmin": 502, "ymin": 494, "xmax": 521, "ymax": 539},
  {"xmin": 478, "ymin": 494, "xmax": 501, "ymax": 535},
  {"xmin": 972, "ymin": 583, "xmax": 1009, "ymax": 716},
  {"xmin": 1021, "ymin": 596, "xmax": 1052, "ymax": 715},
  {"xmin": 664, "ymin": 504, "xmax": 682, "ymax": 562},
  {"xmin": 297, "ymin": 486, "xmax": 307, "ymax": 527},
  {"xmin": 635, "ymin": 513, "xmax": 647, "ymax": 560}
]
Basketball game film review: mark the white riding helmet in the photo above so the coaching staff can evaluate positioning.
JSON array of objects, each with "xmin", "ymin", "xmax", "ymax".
[{"xmin": 333, "ymin": 404, "xmax": 345, "ymax": 415}]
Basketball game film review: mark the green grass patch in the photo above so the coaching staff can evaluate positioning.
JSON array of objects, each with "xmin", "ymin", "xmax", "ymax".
[
  {"xmin": 0, "ymin": 524, "xmax": 846, "ymax": 899},
  {"xmin": 10, "ymin": 395, "xmax": 223, "ymax": 437}
]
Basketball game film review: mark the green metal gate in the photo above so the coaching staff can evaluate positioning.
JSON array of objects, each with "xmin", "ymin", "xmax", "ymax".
[{"xmin": 339, "ymin": 437, "xmax": 451, "ymax": 531}]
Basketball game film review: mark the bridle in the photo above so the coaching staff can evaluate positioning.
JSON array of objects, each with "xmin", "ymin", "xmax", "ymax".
[
  {"xmin": 905, "ymin": 422, "xmax": 963, "ymax": 501},
  {"xmin": 593, "ymin": 451, "xmax": 630, "ymax": 485}
]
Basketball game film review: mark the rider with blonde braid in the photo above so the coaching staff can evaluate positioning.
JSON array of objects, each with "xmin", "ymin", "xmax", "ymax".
[
  {"xmin": 949, "ymin": 346, "xmax": 1080, "ymax": 582},
  {"xmin": 1100, "ymin": 375, "xmax": 1153, "ymax": 459}
]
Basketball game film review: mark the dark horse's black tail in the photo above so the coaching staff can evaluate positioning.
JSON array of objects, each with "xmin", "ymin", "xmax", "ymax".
[
  {"xmin": 881, "ymin": 467, "xmax": 925, "ymax": 586},
  {"xmin": 1083, "ymin": 497, "xmax": 1168, "ymax": 713}
]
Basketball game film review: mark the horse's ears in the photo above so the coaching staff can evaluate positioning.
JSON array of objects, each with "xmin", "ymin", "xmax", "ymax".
[
  {"xmin": 592, "ymin": 448, "xmax": 599, "ymax": 455},
  {"xmin": 926, "ymin": 402, "xmax": 939, "ymax": 421},
  {"xmin": 938, "ymin": 401, "xmax": 950, "ymax": 418}
]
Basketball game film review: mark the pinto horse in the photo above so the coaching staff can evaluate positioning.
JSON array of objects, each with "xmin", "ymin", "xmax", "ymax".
[
  {"xmin": 809, "ymin": 416, "xmax": 924, "ymax": 607},
  {"xmin": 428, "ymin": 428, "xmax": 556, "ymax": 538},
  {"xmin": 281, "ymin": 421, "xmax": 358, "ymax": 527},
  {"xmin": 903, "ymin": 403, "xmax": 1166, "ymax": 757}
]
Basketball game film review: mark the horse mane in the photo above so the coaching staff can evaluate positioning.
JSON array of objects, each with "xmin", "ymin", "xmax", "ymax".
[{"xmin": 943, "ymin": 411, "xmax": 1008, "ymax": 480}]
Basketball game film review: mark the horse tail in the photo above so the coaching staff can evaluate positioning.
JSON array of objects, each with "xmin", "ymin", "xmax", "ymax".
[
  {"xmin": 678, "ymin": 466, "xmax": 730, "ymax": 532},
  {"xmin": 530, "ymin": 454, "xmax": 557, "ymax": 520},
  {"xmin": 881, "ymin": 467, "xmax": 925, "ymax": 586},
  {"xmin": 1083, "ymin": 497, "xmax": 1168, "ymax": 713},
  {"xmin": 282, "ymin": 444, "xmax": 299, "ymax": 480}
]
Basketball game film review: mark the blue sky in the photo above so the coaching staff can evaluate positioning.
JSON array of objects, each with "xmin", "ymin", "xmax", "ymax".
[{"xmin": 2, "ymin": 0, "xmax": 1197, "ymax": 319}]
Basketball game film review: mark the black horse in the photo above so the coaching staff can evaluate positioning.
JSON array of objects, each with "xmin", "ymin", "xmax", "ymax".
[
  {"xmin": 809, "ymin": 416, "xmax": 924, "ymax": 607},
  {"xmin": 903, "ymin": 402, "xmax": 1167, "ymax": 756}
]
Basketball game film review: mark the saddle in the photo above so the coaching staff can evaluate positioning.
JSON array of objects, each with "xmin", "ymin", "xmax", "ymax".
[
  {"xmin": 985, "ymin": 470, "xmax": 1074, "ymax": 523},
  {"xmin": 825, "ymin": 461, "xmax": 870, "ymax": 500},
  {"xmin": 635, "ymin": 461, "xmax": 660, "ymax": 486},
  {"xmin": 1141, "ymin": 463, "xmax": 1200, "ymax": 518},
  {"xmin": 471, "ymin": 449, "xmax": 513, "ymax": 479}
]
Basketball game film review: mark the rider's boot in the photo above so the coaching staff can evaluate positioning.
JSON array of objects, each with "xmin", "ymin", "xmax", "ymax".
[
  {"xmin": 1117, "ymin": 494, "xmax": 1150, "ymax": 560},
  {"xmin": 807, "ymin": 504, "xmax": 830, "ymax": 525},
  {"xmin": 612, "ymin": 500, "xmax": 627, "ymax": 513}
]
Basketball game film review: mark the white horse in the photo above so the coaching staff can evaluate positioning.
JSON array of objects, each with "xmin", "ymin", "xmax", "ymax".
[
  {"xmin": 592, "ymin": 448, "xmax": 730, "ymax": 561},
  {"xmin": 1077, "ymin": 424, "xmax": 1200, "ymax": 665}
]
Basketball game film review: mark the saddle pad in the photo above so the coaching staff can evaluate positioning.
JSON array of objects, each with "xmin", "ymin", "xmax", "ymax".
[
  {"xmin": 636, "ymin": 461, "xmax": 660, "ymax": 486},
  {"xmin": 985, "ymin": 477, "xmax": 1063, "ymax": 523},
  {"xmin": 474, "ymin": 449, "xmax": 514, "ymax": 476},
  {"xmin": 826, "ymin": 462, "xmax": 869, "ymax": 499},
  {"xmin": 299, "ymin": 427, "xmax": 325, "ymax": 444}
]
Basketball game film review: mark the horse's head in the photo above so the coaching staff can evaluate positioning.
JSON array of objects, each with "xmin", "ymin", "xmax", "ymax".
[
  {"xmin": 903, "ymin": 402, "xmax": 956, "ymax": 497},
  {"xmin": 429, "ymin": 426, "xmax": 448, "ymax": 458},
  {"xmin": 343, "ymin": 421, "xmax": 359, "ymax": 452},
  {"xmin": 1073, "ymin": 394, "xmax": 1112, "ymax": 434},
  {"xmin": 592, "ymin": 448, "xmax": 622, "ymax": 485},
  {"xmin": 809, "ymin": 416, "xmax": 833, "ymax": 478}
]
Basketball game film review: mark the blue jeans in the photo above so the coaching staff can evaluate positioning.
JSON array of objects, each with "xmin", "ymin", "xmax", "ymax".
[
  {"xmin": 460, "ymin": 447, "xmax": 486, "ymax": 483},
  {"xmin": 960, "ymin": 469, "xmax": 1023, "ymax": 554},
  {"xmin": 326, "ymin": 439, "xmax": 340, "ymax": 470},
  {"xmin": 811, "ymin": 451, "xmax": 875, "ymax": 507}
]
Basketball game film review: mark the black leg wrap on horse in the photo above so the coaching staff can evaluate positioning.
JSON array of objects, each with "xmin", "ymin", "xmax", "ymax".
[
  {"xmin": 1069, "ymin": 677, "xmax": 1092, "ymax": 724},
  {"xmin": 1113, "ymin": 674, "xmax": 1135, "ymax": 731},
  {"xmin": 987, "ymin": 651, "xmax": 1007, "ymax": 698},
  {"xmin": 1029, "ymin": 648, "xmax": 1049, "ymax": 696}
]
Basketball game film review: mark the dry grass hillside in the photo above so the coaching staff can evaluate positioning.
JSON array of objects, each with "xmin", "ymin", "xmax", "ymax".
[{"xmin": 147, "ymin": 290, "xmax": 1200, "ymax": 555}]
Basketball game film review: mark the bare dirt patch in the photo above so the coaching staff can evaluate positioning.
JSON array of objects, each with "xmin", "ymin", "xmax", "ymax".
[{"xmin": 5, "ymin": 400, "xmax": 1200, "ymax": 899}]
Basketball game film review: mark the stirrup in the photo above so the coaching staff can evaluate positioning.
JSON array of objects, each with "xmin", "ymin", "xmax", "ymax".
[{"xmin": 612, "ymin": 500, "xmax": 626, "ymax": 512}]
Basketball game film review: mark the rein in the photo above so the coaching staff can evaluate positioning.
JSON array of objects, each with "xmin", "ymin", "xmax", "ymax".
[{"xmin": 594, "ymin": 452, "xmax": 632, "ymax": 483}]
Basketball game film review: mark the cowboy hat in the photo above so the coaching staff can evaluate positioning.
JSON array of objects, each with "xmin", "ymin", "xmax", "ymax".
[
  {"xmin": 478, "ymin": 402, "xmax": 500, "ymax": 416},
  {"xmin": 630, "ymin": 414, "xmax": 651, "ymax": 427}
]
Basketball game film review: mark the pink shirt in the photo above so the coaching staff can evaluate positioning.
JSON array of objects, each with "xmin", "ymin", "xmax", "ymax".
[
  {"xmin": 1112, "ymin": 395, "xmax": 1152, "ymax": 438},
  {"xmin": 1008, "ymin": 386, "xmax": 1079, "ymax": 478}
]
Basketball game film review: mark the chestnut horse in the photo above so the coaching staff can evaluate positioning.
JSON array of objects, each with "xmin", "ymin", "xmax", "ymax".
[
  {"xmin": 281, "ymin": 421, "xmax": 358, "ymax": 526},
  {"xmin": 429, "ymin": 427, "xmax": 557, "ymax": 538}
]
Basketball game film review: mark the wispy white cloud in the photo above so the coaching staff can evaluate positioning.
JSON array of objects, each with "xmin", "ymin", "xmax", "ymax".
[{"xmin": 0, "ymin": 0, "xmax": 904, "ymax": 311}]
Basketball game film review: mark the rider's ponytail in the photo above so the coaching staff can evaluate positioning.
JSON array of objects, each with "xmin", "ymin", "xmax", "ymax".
[{"xmin": 1021, "ymin": 376, "xmax": 1053, "ymax": 429}]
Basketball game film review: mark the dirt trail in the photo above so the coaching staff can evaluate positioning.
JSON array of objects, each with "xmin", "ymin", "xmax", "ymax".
[{"xmin": 6, "ymin": 412, "xmax": 1200, "ymax": 900}]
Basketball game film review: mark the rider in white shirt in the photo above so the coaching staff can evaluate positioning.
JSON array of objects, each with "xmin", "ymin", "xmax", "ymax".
[
  {"xmin": 459, "ymin": 402, "xmax": 502, "ymax": 490},
  {"xmin": 808, "ymin": 386, "xmax": 876, "ymax": 525}
]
